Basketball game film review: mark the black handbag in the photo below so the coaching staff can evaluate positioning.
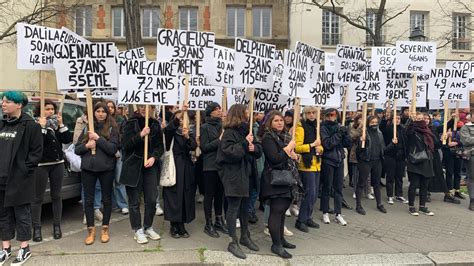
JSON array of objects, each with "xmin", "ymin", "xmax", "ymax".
[
  {"xmin": 408, "ymin": 134, "xmax": 429, "ymax": 164},
  {"xmin": 270, "ymin": 169, "xmax": 295, "ymax": 186},
  {"xmin": 119, "ymin": 153, "xmax": 143, "ymax": 187}
]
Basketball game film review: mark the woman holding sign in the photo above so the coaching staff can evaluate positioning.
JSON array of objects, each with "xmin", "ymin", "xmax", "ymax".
[
  {"xmin": 75, "ymin": 103, "xmax": 119, "ymax": 245},
  {"xmin": 216, "ymin": 104, "xmax": 262, "ymax": 260}
]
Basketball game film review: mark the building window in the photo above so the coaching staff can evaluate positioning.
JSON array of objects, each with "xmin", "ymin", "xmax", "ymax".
[
  {"xmin": 142, "ymin": 7, "xmax": 160, "ymax": 38},
  {"xmin": 253, "ymin": 6, "xmax": 271, "ymax": 38},
  {"xmin": 410, "ymin": 11, "xmax": 427, "ymax": 36},
  {"xmin": 75, "ymin": 6, "xmax": 92, "ymax": 37},
  {"xmin": 366, "ymin": 9, "xmax": 384, "ymax": 46},
  {"xmin": 227, "ymin": 6, "xmax": 245, "ymax": 37},
  {"xmin": 112, "ymin": 7, "xmax": 125, "ymax": 38},
  {"xmin": 452, "ymin": 14, "xmax": 471, "ymax": 50},
  {"xmin": 322, "ymin": 9, "xmax": 340, "ymax": 46},
  {"xmin": 179, "ymin": 7, "xmax": 198, "ymax": 31}
]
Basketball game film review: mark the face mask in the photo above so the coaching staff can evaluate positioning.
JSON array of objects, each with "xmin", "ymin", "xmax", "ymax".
[{"xmin": 369, "ymin": 125, "xmax": 378, "ymax": 130}]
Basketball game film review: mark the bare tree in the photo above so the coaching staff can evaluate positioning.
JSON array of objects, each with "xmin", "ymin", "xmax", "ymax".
[{"xmin": 123, "ymin": 0, "xmax": 142, "ymax": 49}]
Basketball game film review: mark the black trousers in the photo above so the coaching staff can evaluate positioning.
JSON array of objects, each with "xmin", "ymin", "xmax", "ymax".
[
  {"xmin": 226, "ymin": 197, "xmax": 249, "ymax": 241},
  {"xmin": 31, "ymin": 163, "xmax": 64, "ymax": 227},
  {"xmin": 0, "ymin": 190, "xmax": 31, "ymax": 241},
  {"xmin": 268, "ymin": 197, "xmax": 291, "ymax": 246},
  {"xmin": 203, "ymin": 171, "xmax": 224, "ymax": 219},
  {"xmin": 408, "ymin": 172, "xmax": 429, "ymax": 207},
  {"xmin": 444, "ymin": 150, "xmax": 462, "ymax": 191},
  {"xmin": 82, "ymin": 170, "xmax": 114, "ymax": 227},
  {"xmin": 320, "ymin": 162, "xmax": 344, "ymax": 215},
  {"xmin": 384, "ymin": 157, "xmax": 406, "ymax": 198},
  {"xmin": 357, "ymin": 160, "xmax": 382, "ymax": 207},
  {"xmin": 126, "ymin": 166, "xmax": 158, "ymax": 230}
]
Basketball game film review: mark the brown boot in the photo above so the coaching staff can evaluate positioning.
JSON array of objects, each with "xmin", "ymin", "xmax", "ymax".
[
  {"xmin": 85, "ymin": 227, "xmax": 96, "ymax": 245},
  {"xmin": 101, "ymin": 225, "xmax": 110, "ymax": 243}
]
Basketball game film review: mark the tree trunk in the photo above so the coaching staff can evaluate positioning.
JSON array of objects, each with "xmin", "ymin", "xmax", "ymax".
[{"xmin": 123, "ymin": 0, "xmax": 142, "ymax": 49}]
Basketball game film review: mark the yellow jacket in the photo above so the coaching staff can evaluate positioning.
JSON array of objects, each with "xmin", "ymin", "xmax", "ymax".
[{"xmin": 295, "ymin": 121, "xmax": 323, "ymax": 172}]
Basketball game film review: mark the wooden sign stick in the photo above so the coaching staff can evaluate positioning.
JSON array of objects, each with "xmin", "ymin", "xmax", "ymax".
[
  {"xmin": 341, "ymin": 85, "xmax": 348, "ymax": 126},
  {"xmin": 222, "ymin": 87, "xmax": 227, "ymax": 112},
  {"xmin": 58, "ymin": 94, "xmax": 66, "ymax": 114},
  {"xmin": 393, "ymin": 99, "xmax": 397, "ymax": 140},
  {"xmin": 85, "ymin": 89, "xmax": 96, "ymax": 155},
  {"xmin": 292, "ymin": 97, "xmax": 300, "ymax": 140},
  {"xmin": 361, "ymin": 102, "xmax": 368, "ymax": 149},
  {"xmin": 411, "ymin": 74, "xmax": 417, "ymax": 116},
  {"xmin": 442, "ymin": 100, "xmax": 449, "ymax": 145},
  {"xmin": 316, "ymin": 107, "xmax": 321, "ymax": 141},
  {"xmin": 39, "ymin": 70, "xmax": 45, "ymax": 117},
  {"xmin": 196, "ymin": 111, "xmax": 201, "ymax": 146},
  {"xmin": 144, "ymin": 105, "xmax": 149, "ymax": 165},
  {"xmin": 248, "ymin": 88, "xmax": 255, "ymax": 134},
  {"xmin": 183, "ymin": 75, "xmax": 190, "ymax": 130},
  {"xmin": 162, "ymin": 105, "xmax": 166, "ymax": 124}
]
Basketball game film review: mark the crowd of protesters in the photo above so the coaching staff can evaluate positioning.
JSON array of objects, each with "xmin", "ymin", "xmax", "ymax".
[{"xmin": 1, "ymin": 91, "xmax": 473, "ymax": 264}]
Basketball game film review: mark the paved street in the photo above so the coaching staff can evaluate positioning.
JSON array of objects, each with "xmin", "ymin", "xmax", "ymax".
[{"xmin": 12, "ymin": 185, "xmax": 474, "ymax": 265}]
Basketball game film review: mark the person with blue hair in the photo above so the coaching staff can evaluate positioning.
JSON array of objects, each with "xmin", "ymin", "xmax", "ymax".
[{"xmin": 0, "ymin": 91, "xmax": 43, "ymax": 265}]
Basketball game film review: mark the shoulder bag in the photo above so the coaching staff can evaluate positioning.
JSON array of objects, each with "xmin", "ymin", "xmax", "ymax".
[
  {"xmin": 408, "ymin": 134, "xmax": 429, "ymax": 164},
  {"xmin": 160, "ymin": 134, "xmax": 176, "ymax": 187}
]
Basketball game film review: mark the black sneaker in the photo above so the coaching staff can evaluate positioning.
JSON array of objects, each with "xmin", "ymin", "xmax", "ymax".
[
  {"xmin": 305, "ymin": 219, "xmax": 320, "ymax": 229},
  {"xmin": 356, "ymin": 206, "xmax": 366, "ymax": 215},
  {"xmin": 454, "ymin": 191, "xmax": 466, "ymax": 200},
  {"xmin": 409, "ymin": 207, "xmax": 419, "ymax": 216},
  {"xmin": 377, "ymin": 205, "xmax": 387, "ymax": 214},
  {"xmin": 295, "ymin": 220, "xmax": 309, "ymax": 232},
  {"xmin": 248, "ymin": 212, "xmax": 258, "ymax": 224},
  {"xmin": 419, "ymin": 206, "xmax": 434, "ymax": 216},
  {"xmin": 444, "ymin": 194, "xmax": 461, "ymax": 204},
  {"xmin": 0, "ymin": 247, "xmax": 11, "ymax": 265},
  {"xmin": 11, "ymin": 246, "xmax": 31, "ymax": 266}
]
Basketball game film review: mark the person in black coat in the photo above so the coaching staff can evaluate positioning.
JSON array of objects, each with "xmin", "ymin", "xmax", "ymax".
[
  {"xmin": 75, "ymin": 102, "xmax": 119, "ymax": 245},
  {"xmin": 0, "ymin": 91, "xmax": 43, "ymax": 265},
  {"xmin": 120, "ymin": 105, "xmax": 164, "ymax": 244},
  {"xmin": 405, "ymin": 112, "xmax": 435, "ymax": 216},
  {"xmin": 260, "ymin": 111, "xmax": 299, "ymax": 259},
  {"xmin": 216, "ymin": 104, "xmax": 262, "ymax": 260},
  {"xmin": 163, "ymin": 107, "xmax": 197, "ymax": 239},
  {"xmin": 200, "ymin": 102, "xmax": 227, "ymax": 238},
  {"xmin": 356, "ymin": 116, "xmax": 387, "ymax": 215},
  {"xmin": 31, "ymin": 99, "xmax": 73, "ymax": 242}
]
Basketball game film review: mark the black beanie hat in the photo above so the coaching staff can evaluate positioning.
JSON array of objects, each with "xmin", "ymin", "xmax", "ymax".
[{"xmin": 205, "ymin": 102, "xmax": 220, "ymax": 116}]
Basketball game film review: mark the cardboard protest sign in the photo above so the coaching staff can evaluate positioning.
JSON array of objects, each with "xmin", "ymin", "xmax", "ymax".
[
  {"xmin": 178, "ymin": 76, "xmax": 222, "ymax": 110},
  {"xmin": 346, "ymin": 71, "xmax": 387, "ymax": 104},
  {"xmin": 371, "ymin": 47, "xmax": 396, "ymax": 72},
  {"xmin": 61, "ymin": 26, "xmax": 90, "ymax": 44},
  {"xmin": 76, "ymin": 88, "xmax": 118, "ymax": 100},
  {"xmin": 281, "ymin": 49, "xmax": 312, "ymax": 98},
  {"xmin": 118, "ymin": 47, "xmax": 146, "ymax": 61},
  {"xmin": 118, "ymin": 60, "xmax": 178, "ymax": 105},
  {"xmin": 295, "ymin": 41, "xmax": 324, "ymax": 85},
  {"xmin": 429, "ymin": 99, "xmax": 469, "ymax": 110},
  {"xmin": 385, "ymin": 70, "xmax": 412, "ymax": 101},
  {"xmin": 206, "ymin": 45, "xmax": 235, "ymax": 87},
  {"xmin": 394, "ymin": 41, "xmax": 436, "ymax": 74},
  {"xmin": 242, "ymin": 88, "xmax": 288, "ymax": 113},
  {"xmin": 17, "ymin": 23, "xmax": 88, "ymax": 70},
  {"xmin": 427, "ymin": 68, "xmax": 470, "ymax": 101},
  {"xmin": 334, "ymin": 44, "xmax": 367, "ymax": 72},
  {"xmin": 396, "ymin": 82, "xmax": 427, "ymax": 107},
  {"xmin": 226, "ymin": 87, "xmax": 246, "ymax": 108},
  {"xmin": 156, "ymin": 28, "xmax": 215, "ymax": 75},
  {"xmin": 233, "ymin": 38, "xmax": 275, "ymax": 89},
  {"xmin": 446, "ymin": 61, "xmax": 474, "ymax": 90},
  {"xmin": 54, "ymin": 43, "xmax": 118, "ymax": 90},
  {"xmin": 324, "ymin": 53, "xmax": 336, "ymax": 72},
  {"xmin": 301, "ymin": 71, "xmax": 341, "ymax": 107}
]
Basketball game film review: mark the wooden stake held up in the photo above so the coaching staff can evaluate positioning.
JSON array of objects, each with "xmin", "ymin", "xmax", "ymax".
[
  {"xmin": 39, "ymin": 71, "xmax": 46, "ymax": 117},
  {"xmin": 248, "ymin": 88, "xmax": 255, "ymax": 134},
  {"xmin": 341, "ymin": 85, "xmax": 348, "ymax": 126},
  {"xmin": 85, "ymin": 89, "xmax": 96, "ymax": 155},
  {"xmin": 393, "ymin": 99, "xmax": 397, "ymax": 140},
  {"xmin": 183, "ymin": 75, "xmax": 190, "ymax": 130},
  {"xmin": 442, "ymin": 100, "xmax": 449, "ymax": 145},
  {"xmin": 361, "ymin": 102, "xmax": 368, "ymax": 149},
  {"xmin": 411, "ymin": 74, "xmax": 417, "ymax": 116},
  {"xmin": 316, "ymin": 107, "xmax": 321, "ymax": 142},
  {"xmin": 144, "ymin": 105, "xmax": 149, "ymax": 165},
  {"xmin": 292, "ymin": 97, "xmax": 300, "ymax": 140}
]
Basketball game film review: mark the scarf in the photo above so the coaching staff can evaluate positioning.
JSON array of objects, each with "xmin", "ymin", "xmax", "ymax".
[
  {"xmin": 237, "ymin": 122, "xmax": 249, "ymax": 137},
  {"xmin": 35, "ymin": 115, "xmax": 59, "ymax": 131},
  {"xmin": 412, "ymin": 120, "xmax": 435, "ymax": 152},
  {"xmin": 301, "ymin": 119, "xmax": 317, "ymax": 168}
]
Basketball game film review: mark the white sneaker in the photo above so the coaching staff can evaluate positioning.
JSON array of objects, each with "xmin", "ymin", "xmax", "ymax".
[
  {"xmin": 196, "ymin": 194, "xmax": 204, "ymax": 203},
  {"xmin": 144, "ymin": 227, "xmax": 161, "ymax": 240},
  {"xmin": 82, "ymin": 214, "xmax": 87, "ymax": 225},
  {"xmin": 335, "ymin": 214, "xmax": 347, "ymax": 226},
  {"xmin": 322, "ymin": 213, "xmax": 330, "ymax": 224},
  {"xmin": 134, "ymin": 228, "xmax": 149, "ymax": 244},
  {"xmin": 155, "ymin": 206, "xmax": 164, "ymax": 216},
  {"xmin": 388, "ymin": 197, "xmax": 394, "ymax": 205},
  {"xmin": 121, "ymin": 208, "xmax": 129, "ymax": 215},
  {"xmin": 396, "ymin": 196, "xmax": 409, "ymax": 204},
  {"xmin": 368, "ymin": 193, "xmax": 375, "ymax": 200},
  {"xmin": 285, "ymin": 209, "xmax": 291, "ymax": 217},
  {"xmin": 352, "ymin": 192, "xmax": 356, "ymax": 199},
  {"xmin": 236, "ymin": 219, "xmax": 241, "ymax": 228},
  {"xmin": 290, "ymin": 204, "xmax": 299, "ymax": 216},
  {"xmin": 94, "ymin": 209, "xmax": 103, "ymax": 222},
  {"xmin": 284, "ymin": 226, "xmax": 294, "ymax": 237},
  {"xmin": 263, "ymin": 226, "xmax": 270, "ymax": 236}
]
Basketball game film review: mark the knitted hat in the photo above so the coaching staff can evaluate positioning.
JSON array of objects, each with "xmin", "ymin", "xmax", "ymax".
[{"xmin": 205, "ymin": 102, "xmax": 220, "ymax": 116}]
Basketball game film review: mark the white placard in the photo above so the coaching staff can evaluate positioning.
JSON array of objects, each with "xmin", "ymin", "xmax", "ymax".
[
  {"xmin": 281, "ymin": 49, "xmax": 312, "ymax": 98},
  {"xmin": 178, "ymin": 76, "xmax": 222, "ymax": 110},
  {"xmin": 206, "ymin": 45, "xmax": 235, "ymax": 87},
  {"xmin": 54, "ymin": 43, "xmax": 118, "ymax": 90},
  {"xmin": 76, "ymin": 88, "xmax": 118, "ymax": 100},
  {"xmin": 446, "ymin": 61, "xmax": 474, "ymax": 90},
  {"xmin": 301, "ymin": 71, "xmax": 341, "ymax": 107},
  {"xmin": 396, "ymin": 82, "xmax": 427, "ymax": 107},
  {"xmin": 226, "ymin": 87, "xmax": 246, "ymax": 108},
  {"xmin": 429, "ymin": 99, "xmax": 470, "ymax": 110},
  {"xmin": 385, "ymin": 70, "xmax": 413, "ymax": 101},
  {"xmin": 242, "ymin": 88, "xmax": 288, "ymax": 113},
  {"xmin": 334, "ymin": 44, "xmax": 367, "ymax": 72},
  {"xmin": 347, "ymin": 72, "xmax": 387, "ymax": 104},
  {"xmin": 371, "ymin": 47, "xmax": 397, "ymax": 72},
  {"xmin": 427, "ymin": 68, "xmax": 470, "ymax": 101},
  {"xmin": 394, "ymin": 41, "xmax": 436, "ymax": 74},
  {"xmin": 271, "ymin": 50, "xmax": 284, "ymax": 94},
  {"xmin": 233, "ymin": 38, "xmax": 275, "ymax": 89},
  {"xmin": 295, "ymin": 41, "xmax": 324, "ymax": 86},
  {"xmin": 118, "ymin": 60, "xmax": 179, "ymax": 105},
  {"xmin": 117, "ymin": 47, "xmax": 146, "ymax": 61},
  {"xmin": 324, "ymin": 53, "xmax": 336, "ymax": 72},
  {"xmin": 156, "ymin": 28, "xmax": 215, "ymax": 75},
  {"xmin": 60, "ymin": 26, "xmax": 90, "ymax": 44}
]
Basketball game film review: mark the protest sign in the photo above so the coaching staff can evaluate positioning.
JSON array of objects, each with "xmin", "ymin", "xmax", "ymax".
[
  {"xmin": 347, "ymin": 71, "xmax": 387, "ymax": 104},
  {"xmin": 156, "ymin": 28, "xmax": 215, "ymax": 75},
  {"xmin": 385, "ymin": 70, "xmax": 412, "ymax": 102},
  {"xmin": 334, "ymin": 44, "xmax": 367, "ymax": 72},
  {"xmin": 17, "ymin": 23, "xmax": 88, "ymax": 70},
  {"xmin": 75, "ymin": 88, "xmax": 118, "ymax": 100},
  {"xmin": 227, "ymin": 87, "xmax": 246, "ymax": 107},
  {"xmin": 233, "ymin": 38, "xmax": 275, "ymax": 89},
  {"xmin": 54, "ymin": 42, "xmax": 118, "ymax": 90},
  {"xmin": 281, "ymin": 49, "xmax": 312, "ymax": 98},
  {"xmin": 446, "ymin": 61, "xmax": 474, "ymax": 90},
  {"xmin": 206, "ymin": 45, "xmax": 235, "ymax": 87},
  {"xmin": 271, "ymin": 50, "xmax": 284, "ymax": 94},
  {"xmin": 178, "ymin": 76, "xmax": 222, "ymax": 110},
  {"xmin": 118, "ymin": 60, "xmax": 179, "ymax": 105},
  {"xmin": 324, "ymin": 53, "xmax": 336, "ymax": 72},
  {"xmin": 241, "ymin": 88, "xmax": 288, "ymax": 113},
  {"xmin": 429, "ymin": 99, "xmax": 469, "ymax": 110},
  {"xmin": 118, "ymin": 47, "xmax": 146, "ymax": 61},
  {"xmin": 371, "ymin": 47, "xmax": 396, "ymax": 72},
  {"xmin": 427, "ymin": 68, "xmax": 470, "ymax": 101},
  {"xmin": 394, "ymin": 82, "xmax": 427, "ymax": 108},
  {"xmin": 394, "ymin": 41, "xmax": 436, "ymax": 74},
  {"xmin": 295, "ymin": 41, "xmax": 324, "ymax": 85},
  {"xmin": 301, "ymin": 71, "xmax": 341, "ymax": 107},
  {"xmin": 60, "ymin": 26, "xmax": 90, "ymax": 44}
]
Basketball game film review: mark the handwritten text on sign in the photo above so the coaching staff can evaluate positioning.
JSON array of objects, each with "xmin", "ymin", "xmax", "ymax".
[
  {"xmin": 178, "ymin": 76, "xmax": 222, "ymax": 110},
  {"xmin": 300, "ymin": 72, "xmax": 341, "ymax": 108},
  {"xmin": 428, "ymin": 68, "xmax": 470, "ymax": 101},
  {"xmin": 334, "ymin": 45, "xmax": 367, "ymax": 72},
  {"xmin": 394, "ymin": 41, "xmax": 436, "ymax": 74},
  {"xmin": 385, "ymin": 70, "xmax": 412, "ymax": 101},
  {"xmin": 271, "ymin": 50, "xmax": 284, "ymax": 95},
  {"xmin": 233, "ymin": 38, "xmax": 275, "ymax": 89},
  {"xmin": 54, "ymin": 43, "xmax": 118, "ymax": 90},
  {"xmin": 227, "ymin": 87, "xmax": 245, "ymax": 108},
  {"xmin": 281, "ymin": 49, "xmax": 311, "ymax": 98},
  {"xmin": 446, "ymin": 61, "xmax": 474, "ymax": 90},
  {"xmin": 17, "ymin": 23, "xmax": 87, "ymax": 70},
  {"xmin": 242, "ymin": 88, "xmax": 288, "ymax": 113},
  {"xmin": 118, "ymin": 47, "xmax": 146, "ymax": 61},
  {"xmin": 76, "ymin": 88, "xmax": 118, "ymax": 100},
  {"xmin": 295, "ymin": 41, "xmax": 324, "ymax": 86},
  {"xmin": 371, "ymin": 47, "xmax": 397, "ymax": 72},
  {"xmin": 206, "ymin": 45, "xmax": 235, "ymax": 87},
  {"xmin": 324, "ymin": 53, "xmax": 336, "ymax": 72},
  {"xmin": 346, "ymin": 72, "xmax": 387, "ymax": 104},
  {"xmin": 156, "ymin": 28, "xmax": 215, "ymax": 75},
  {"xmin": 429, "ymin": 99, "xmax": 470, "ymax": 110},
  {"xmin": 118, "ymin": 60, "xmax": 178, "ymax": 105}
]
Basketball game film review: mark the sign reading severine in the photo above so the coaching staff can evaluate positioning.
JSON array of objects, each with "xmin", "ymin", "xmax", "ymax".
[
  {"xmin": 206, "ymin": 45, "xmax": 235, "ymax": 87},
  {"xmin": 334, "ymin": 45, "xmax": 367, "ymax": 72},
  {"xmin": 178, "ymin": 76, "xmax": 222, "ymax": 110},
  {"xmin": 394, "ymin": 41, "xmax": 436, "ymax": 74},
  {"xmin": 118, "ymin": 60, "xmax": 178, "ymax": 105},
  {"xmin": 233, "ymin": 38, "xmax": 275, "ymax": 89},
  {"xmin": 54, "ymin": 43, "xmax": 118, "ymax": 90},
  {"xmin": 156, "ymin": 28, "xmax": 215, "ymax": 75}
]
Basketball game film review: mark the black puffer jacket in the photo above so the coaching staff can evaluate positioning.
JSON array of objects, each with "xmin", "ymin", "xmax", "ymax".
[
  {"xmin": 356, "ymin": 127, "xmax": 386, "ymax": 162},
  {"xmin": 383, "ymin": 124, "xmax": 407, "ymax": 160},
  {"xmin": 39, "ymin": 125, "xmax": 72, "ymax": 164},
  {"xmin": 200, "ymin": 117, "xmax": 221, "ymax": 172},
  {"xmin": 320, "ymin": 120, "xmax": 352, "ymax": 167}
]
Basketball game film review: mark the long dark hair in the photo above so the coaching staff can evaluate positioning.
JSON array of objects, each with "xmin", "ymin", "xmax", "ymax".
[
  {"xmin": 223, "ymin": 104, "xmax": 248, "ymax": 129},
  {"xmin": 82, "ymin": 102, "xmax": 117, "ymax": 143},
  {"xmin": 34, "ymin": 99, "xmax": 57, "ymax": 117}
]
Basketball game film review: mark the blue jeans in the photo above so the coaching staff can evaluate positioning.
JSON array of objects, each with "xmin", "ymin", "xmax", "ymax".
[
  {"xmin": 82, "ymin": 178, "xmax": 101, "ymax": 209},
  {"xmin": 297, "ymin": 171, "xmax": 320, "ymax": 223},
  {"xmin": 113, "ymin": 158, "xmax": 128, "ymax": 209}
]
